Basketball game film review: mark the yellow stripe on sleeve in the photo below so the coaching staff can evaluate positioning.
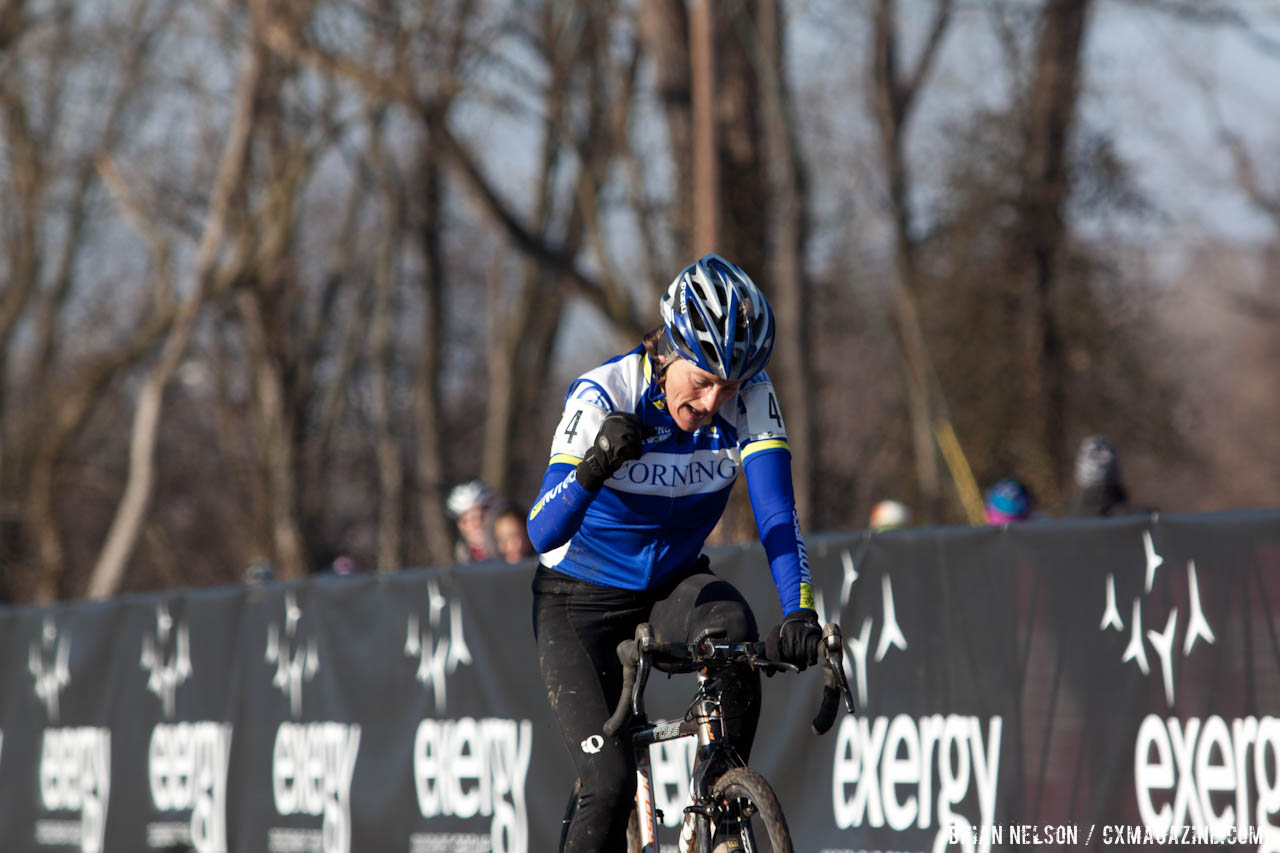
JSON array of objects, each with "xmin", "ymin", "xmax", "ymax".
[
  {"xmin": 549, "ymin": 453, "xmax": 583, "ymax": 467},
  {"xmin": 740, "ymin": 439, "xmax": 790, "ymax": 461}
]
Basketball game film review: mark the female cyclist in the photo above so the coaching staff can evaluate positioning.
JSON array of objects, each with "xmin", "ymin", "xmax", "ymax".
[{"xmin": 527, "ymin": 253, "xmax": 821, "ymax": 852}]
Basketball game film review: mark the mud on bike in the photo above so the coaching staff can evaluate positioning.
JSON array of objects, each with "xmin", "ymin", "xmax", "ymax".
[{"xmin": 560, "ymin": 620, "xmax": 855, "ymax": 853}]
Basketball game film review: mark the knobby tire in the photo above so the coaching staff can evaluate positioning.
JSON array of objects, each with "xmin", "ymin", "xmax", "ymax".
[{"xmin": 710, "ymin": 766, "xmax": 794, "ymax": 853}]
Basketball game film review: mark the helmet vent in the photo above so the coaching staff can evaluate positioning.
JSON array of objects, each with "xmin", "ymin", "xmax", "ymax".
[{"xmin": 658, "ymin": 253, "xmax": 775, "ymax": 381}]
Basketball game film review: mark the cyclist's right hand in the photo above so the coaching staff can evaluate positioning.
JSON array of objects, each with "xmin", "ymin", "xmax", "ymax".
[
  {"xmin": 767, "ymin": 609, "xmax": 822, "ymax": 671},
  {"xmin": 576, "ymin": 412, "xmax": 656, "ymax": 490}
]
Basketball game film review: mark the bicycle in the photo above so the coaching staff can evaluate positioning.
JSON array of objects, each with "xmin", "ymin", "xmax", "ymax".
[{"xmin": 560, "ymin": 619, "xmax": 855, "ymax": 853}]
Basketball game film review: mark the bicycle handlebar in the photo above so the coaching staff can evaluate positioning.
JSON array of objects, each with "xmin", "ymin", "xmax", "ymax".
[
  {"xmin": 602, "ymin": 621, "xmax": 856, "ymax": 739},
  {"xmin": 603, "ymin": 639, "xmax": 640, "ymax": 738}
]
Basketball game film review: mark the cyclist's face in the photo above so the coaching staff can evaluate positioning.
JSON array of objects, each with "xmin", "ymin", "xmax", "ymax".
[{"xmin": 662, "ymin": 358, "xmax": 740, "ymax": 432}]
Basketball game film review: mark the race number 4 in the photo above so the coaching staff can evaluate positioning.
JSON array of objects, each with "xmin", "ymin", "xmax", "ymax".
[
  {"xmin": 563, "ymin": 411, "xmax": 582, "ymax": 442},
  {"xmin": 767, "ymin": 394, "xmax": 782, "ymax": 427}
]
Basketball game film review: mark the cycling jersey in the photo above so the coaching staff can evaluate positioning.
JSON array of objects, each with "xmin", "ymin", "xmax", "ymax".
[{"xmin": 527, "ymin": 346, "xmax": 813, "ymax": 614}]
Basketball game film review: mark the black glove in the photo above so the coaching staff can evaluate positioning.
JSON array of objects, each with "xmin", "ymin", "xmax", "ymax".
[
  {"xmin": 766, "ymin": 609, "xmax": 822, "ymax": 671},
  {"xmin": 575, "ymin": 412, "xmax": 655, "ymax": 491}
]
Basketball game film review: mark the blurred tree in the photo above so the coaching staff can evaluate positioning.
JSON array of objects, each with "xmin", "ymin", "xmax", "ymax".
[
  {"xmin": 0, "ymin": 0, "xmax": 195, "ymax": 601},
  {"xmin": 479, "ymin": 1, "xmax": 646, "ymax": 502},
  {"xmin": 863, "ymin": 0, "xmax": 960, "ymax": 524},
  {"xmin": 0, "ymin": 0, "xmax": 1275, "ymax": 604},
  {"xmin": 89, "ymin": 28, "xmax": 268, "ymax": 597},
  {"xmin": 920, "ymin": 0, "xmax": 1182, "ymax": 513},
  {"xmin": 1011, "ymin": 0, "xmax": 1093, "ymax": 507}
]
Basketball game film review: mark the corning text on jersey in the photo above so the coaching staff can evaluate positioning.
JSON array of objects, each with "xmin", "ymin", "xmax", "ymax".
[{"xmin": 611, "ymin": 456, "xmax": 738, "ymax": 490}]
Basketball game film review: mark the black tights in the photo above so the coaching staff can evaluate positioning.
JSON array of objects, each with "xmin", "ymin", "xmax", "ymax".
[{"xmin": 532, "ymin": 560, "xmax": 761, "ymax": 853}]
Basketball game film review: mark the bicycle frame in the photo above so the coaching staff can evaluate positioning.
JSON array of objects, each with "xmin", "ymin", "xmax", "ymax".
[
  {"xmin": 629, "ymin": 669, "xmax": 745, "ymax": 853},
  {"xmin": 598, "ymin": 621, "xmax": 854, "ymax": 853}
]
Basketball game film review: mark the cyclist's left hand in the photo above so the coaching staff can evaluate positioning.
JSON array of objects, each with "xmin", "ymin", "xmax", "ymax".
[{"xmin": 768, "ymin": 609, "xmax": 822, "ymax": 670}]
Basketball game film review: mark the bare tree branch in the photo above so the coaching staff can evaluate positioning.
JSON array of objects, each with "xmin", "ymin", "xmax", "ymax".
[
  {"xmin": 254, "ymin": 2, "xmax": 645, "ymax": 339},
  {"xmin": 87, "ymin": 34, "xmax": 265, "ymax": 599},
  {"xmin": 431, "ymin": 115, "xmax": 645, "ymax": 338}
]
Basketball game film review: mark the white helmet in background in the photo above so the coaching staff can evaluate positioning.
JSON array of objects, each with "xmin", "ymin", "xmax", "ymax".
[
  {"xmin": 870, "ymin": 500, "xmax": 912, "ymax": 531},
  {"xmin": 447, "ymin": 480, "xmax": 495, "ymax": 519}
]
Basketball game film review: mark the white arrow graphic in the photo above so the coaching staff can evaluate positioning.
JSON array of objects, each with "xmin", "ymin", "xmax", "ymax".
[
  {"xmin": 1147, "ymin": 608, "xmax": 1179, "ymax": 707},
  {"xmin": 1122, "ymin": 598, "xmax": 1149, "ymax": 675},
  {"xmin": 875, "ymin": 574, "xmax": 908, "ymax": 661},
  {"xmin": 1143, "ymin": 531, "xmax": 1164, "ymax": 593},
  {"xmin": 840, "ymin": 550, "xmax": 858, "ymax": 608},
  {"xmin": 1183, "ymin": 561, "xmax": 1215, "ymax": 656},
  {"xmin": 1100, "ymin": 574, "xmax": 1123, "ymax": 631}
]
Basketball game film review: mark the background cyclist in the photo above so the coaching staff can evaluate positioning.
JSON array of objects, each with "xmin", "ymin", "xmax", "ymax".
[{"xmin": 527, "ymin": 253, "xmax": 822, "ymax": 852}]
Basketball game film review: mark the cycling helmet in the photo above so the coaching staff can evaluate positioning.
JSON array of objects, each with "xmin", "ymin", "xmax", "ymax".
[
  {"xmin": 869, "ymin": 500, "xmax": 912, "ymax": 531},
  {"xmin": 984, "ymin": 478, "xmax": 1032, "ymax": 524},
  {"xmin": 446, "ymin": 480, "xmax": 494, "ymax": 519},
  {"xmin": 659, "ymin": 253, "xmax": 775, "ymax": 381}
]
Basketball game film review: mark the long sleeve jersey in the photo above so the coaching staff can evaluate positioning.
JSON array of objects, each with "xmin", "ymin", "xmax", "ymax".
[{"xmin": 527, "ymin": 346, "xmax": 813, "ymax": 615}]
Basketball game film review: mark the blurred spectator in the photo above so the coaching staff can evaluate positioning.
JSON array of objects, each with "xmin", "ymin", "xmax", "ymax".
[
  {"xmin": 446, "ymin": 480, "xmax": 497, "ymax": 563},
  {"xmin": 331, "ymin": 555, "xmax": 360, "ymax": 576},
  {"xmin": 493, "ymin": 503, "xmax": 535, "ymax": 564},
  {"xmin": 869, "ymin": 500, "xmax": 912, "ymax": 531},
  {"xmin": 244, "ymin": 557, "xmax": 275, "ymax": 585},
  {"xmin": 984, "ymin": 478, "xmax": 1034, "ymax": 524},
  {"xmin": 1067, "ymin": 435, "xmax": 1145, "ymax": 516}
]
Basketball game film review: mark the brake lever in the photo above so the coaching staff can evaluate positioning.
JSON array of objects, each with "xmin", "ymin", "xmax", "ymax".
[
  {"xmin": 822, "ymin": 623, "xmax": 855, "ymax": 714},
  {"xmin": 631, "ymin": 623, "xmax": 654, "ymax": 718}
]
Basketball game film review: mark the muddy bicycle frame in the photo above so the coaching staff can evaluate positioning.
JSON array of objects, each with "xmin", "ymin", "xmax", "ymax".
[{"xmin": 604, "ymin": 621, "xmax": 854, "ymax": 852}]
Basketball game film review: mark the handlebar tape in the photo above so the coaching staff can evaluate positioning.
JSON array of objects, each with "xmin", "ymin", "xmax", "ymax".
[
  {"xmin": 603, "ymin": 639, "xmax": 638, "ymax": 737},
  {"xmin": 811, "ymin": 666, "xmax": 841, "ymax": 735}
]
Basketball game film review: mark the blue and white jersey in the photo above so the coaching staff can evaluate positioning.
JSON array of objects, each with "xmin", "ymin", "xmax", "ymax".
[{"xmin": 527, "ymin": 346, "xmax": 813, "ymax": 614}]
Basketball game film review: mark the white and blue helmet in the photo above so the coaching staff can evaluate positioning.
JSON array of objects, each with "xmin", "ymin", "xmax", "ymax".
[{"xmin": 659, "ymin": 253, "xmax": 775, "ymax": 382}]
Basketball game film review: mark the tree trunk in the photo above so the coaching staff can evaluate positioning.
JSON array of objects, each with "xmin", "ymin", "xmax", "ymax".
[
  {"xmin": 754, "ymin": 0, "xmax": 814, "ymax": 524},
  {"xmin": 369, "ymin": 120, "xmax": 405, "ymax": 573},
  {"xmin": 689, "ymin": 0, "xmax": 719, "ymax": 253},
  {"xmin": 413, "ymin": 126, "xmax": 454, "ymax": 567},
  {"xmin": 1019, "ymin": 0, "xmax": 1092, "ymax": 505},
  {"xmin": 640, "ymin": 0, "xmax": 694, "ymax": 261},
  {"xmin": 866, "ymin": 0, "xmax": 956, "ymax": 523}
]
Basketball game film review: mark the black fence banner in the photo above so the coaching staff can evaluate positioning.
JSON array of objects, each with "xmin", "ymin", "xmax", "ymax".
[{"xmin": 1, "ymin": 509, "xmax": 1278, "ymax": 852}]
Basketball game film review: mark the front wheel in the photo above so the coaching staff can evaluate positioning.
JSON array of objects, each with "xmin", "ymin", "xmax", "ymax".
[{"xmin": 709, "ymin": 767, "xmax": 794, "ymax": 853}]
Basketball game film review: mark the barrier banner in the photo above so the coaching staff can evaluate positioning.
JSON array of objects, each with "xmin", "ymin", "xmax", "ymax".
[{"xmin": 1, "ymin": 509, "xmax": 1278, "ymax": 852}]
